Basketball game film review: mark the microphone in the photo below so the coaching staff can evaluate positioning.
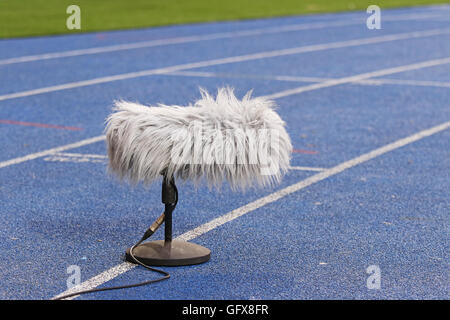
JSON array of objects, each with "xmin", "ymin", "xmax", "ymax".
[{"xmin": 105, "ymin": 87, "xmax": 292, "ymax": 190}]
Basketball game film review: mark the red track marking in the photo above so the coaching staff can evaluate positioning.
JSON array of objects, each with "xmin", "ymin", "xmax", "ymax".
[
  {"xmin": 292, "ymin": 149, "xmax": 319, "ymax": 154},
  {"xmin": 0, "ymin": 119, "xmax": 82, "ymax": 131}
]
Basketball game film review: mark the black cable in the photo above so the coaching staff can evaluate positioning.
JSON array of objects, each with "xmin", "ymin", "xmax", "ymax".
[
  {"xmin": 54, "ymin": 253, "xmax": 170, "ymax": 300},
  {"xmin": 54, "ymin": 181, "xmax": 178, "ymax": 300}
]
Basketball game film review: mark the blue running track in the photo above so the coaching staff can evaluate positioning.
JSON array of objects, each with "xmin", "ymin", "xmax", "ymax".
[{"xmin": 0, "ymin": 5, "xmax": 449, "ymax": 299}]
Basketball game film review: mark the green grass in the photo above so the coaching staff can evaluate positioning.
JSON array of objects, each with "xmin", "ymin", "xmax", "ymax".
[{"xmin": 0, "ymin": 0, "xmax": 448, "ymax": 38}]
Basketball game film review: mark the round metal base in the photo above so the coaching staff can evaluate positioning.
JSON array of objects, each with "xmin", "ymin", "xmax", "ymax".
[{"xmin": 126, "ymin": 240, "xmax": 210, "ymax": 266}]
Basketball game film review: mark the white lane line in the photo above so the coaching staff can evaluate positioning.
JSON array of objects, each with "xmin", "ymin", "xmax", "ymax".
[
  {"xmin": 52, "ymin": 263, "xmax": 136, "ymax": 300},
  {"xmin": 290, "ymin": 166, "xmax": 326, "ymax": 172},
  {"xmin": 54, "ymin": 152, "xmax": 107, "ymax": 158},
  {"xmin": 43, "ymin": 152, "xmax": 107, "ymax": 163},
  {"xmin": 1, "ymin": 27, "xmax": 450, "ymax": 102},
  {"xmin": 167, "ymin": 71, "xmax": 450, "ymax": 88},
  {"xmin": 0, "ymin": 136, "xmax": 105, "ymax": 169},
  {"xmin": 1, "ymin": 12, "xmax": 447, "ymax": 66},
  {"xmin": 2, "ymin": 55, "xmax": 449, "ymax": 171},
  {"xmin": 167, "ymin": 70, "xmax": 331, "ymax": 83},
  {"xmin": 53, "ymin": 120, "xmax": 450, "ymax": 300},
  {"xmin": 263, "ymin": 57, "xmax": 450, "ymax": 99},
  {"xmin": 357, "ymin": 78, "xmax": 450, "ymax": 88},
  {"xmin": 0, "ymin": 21, "xmax": 367, "ymax": 66}
]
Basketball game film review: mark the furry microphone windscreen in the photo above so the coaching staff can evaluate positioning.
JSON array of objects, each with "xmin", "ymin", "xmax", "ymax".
[{"xmin": 105, "ymin": 87, "xmax": 292, "ymax": 190}]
